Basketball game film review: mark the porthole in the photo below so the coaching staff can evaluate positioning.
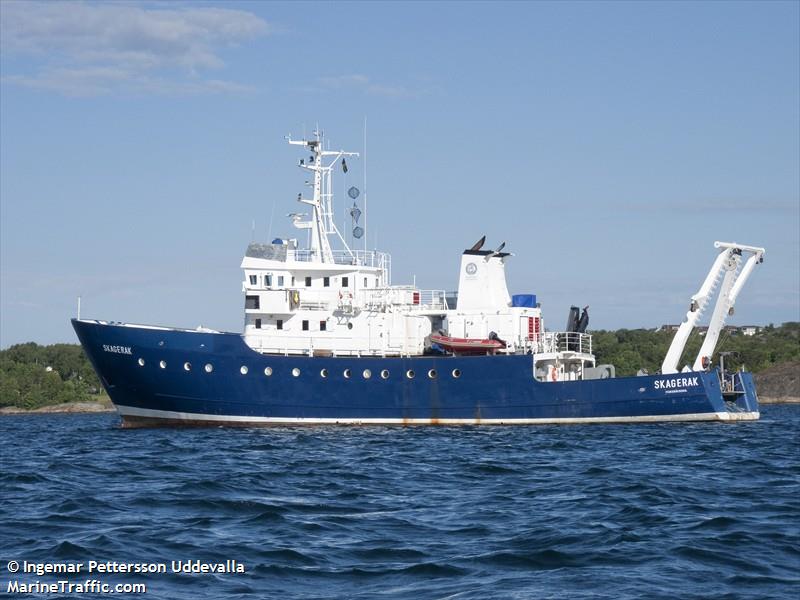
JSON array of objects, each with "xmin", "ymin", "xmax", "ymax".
[
  {"xmin": 380, "ymin": 369, "xmax": 390, "ymax": 379},
  {"xmin": 159, "ymin": 360, "xmax": 167, "ymax": 369},
  {"xmin": 240, "ymin": 365, "xmax": 249, "ymax": 375},
  {"xmin": 184, "ymin": 362, "xmax": 192, "ymax": 371},
  {"xmin": 344, "ymin": 368, "xmax": 352, "ymax": 379},
  {"xmin": 363, "ymin": 369, "xmax": 372, "ymax": 379},
  {"xmin": 264, "ymin": 366, "xmax": 273, "ymax": 376},
  {"xmin": 452, "ymin": 368, "xmax": 461, "ymax": 379},
  {"xmin": 320, "ymin": 368, "xmax": 328, "ymax": 378},
  {"xmin": 406, "ymin": 369, "xmax": 415, "ymax": 379},
  {"xmin": 428, "ymin": 369, "xmax": 437, "ymax": 379},
  {"xmin": 292, "ymin": 367, "xmax": 301, "ymax": 377},
  {"xmin": 137, "ymin": 358, "xmax": 145, "ymax": 367},
  {"xmin": 158, "ymin": 341, "xmax": 165, "ymax": 347},
  {"xmin": 347, "ymin": 322, "xmax": 353, "ymax": 330},
  {"xmin": 204, "ymin": 363, "xmax": 213, "ymax": 373}
]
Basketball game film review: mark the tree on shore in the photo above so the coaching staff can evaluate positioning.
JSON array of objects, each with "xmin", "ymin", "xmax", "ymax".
[{"xmin": 0, "ymin": 343, "xmax": 103, "ymax": 409}]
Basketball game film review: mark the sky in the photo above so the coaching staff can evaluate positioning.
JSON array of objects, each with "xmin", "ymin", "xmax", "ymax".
[{"xmin": 1, "ymin": 0, "xmax": 798, "ymax": 347}]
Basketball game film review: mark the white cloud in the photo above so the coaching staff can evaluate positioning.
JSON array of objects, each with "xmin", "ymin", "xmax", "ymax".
[{"xmin": 0, "ymin": 1, "xmax": 268, "ymax": 96}]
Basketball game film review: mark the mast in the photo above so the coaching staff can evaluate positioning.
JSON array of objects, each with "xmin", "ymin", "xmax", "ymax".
[{"xmin": 287, "ymin": 129, "xmax": 359, "ymax": 263}]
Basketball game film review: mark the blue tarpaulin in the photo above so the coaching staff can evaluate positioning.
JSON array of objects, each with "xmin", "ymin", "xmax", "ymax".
[{"xmin": 511, "ymin": 294, "xmax": 536, "ymax": 308}]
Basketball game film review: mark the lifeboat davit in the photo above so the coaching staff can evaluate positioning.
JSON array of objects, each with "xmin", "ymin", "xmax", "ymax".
[{"xmin": 430, "ymin": 333, "xmax": 506, "ymax": 355}]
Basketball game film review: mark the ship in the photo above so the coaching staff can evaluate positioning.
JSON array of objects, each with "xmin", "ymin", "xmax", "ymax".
[{"xmin": 73, "ymin": 129, "xmax": 765, "ymax": 427}]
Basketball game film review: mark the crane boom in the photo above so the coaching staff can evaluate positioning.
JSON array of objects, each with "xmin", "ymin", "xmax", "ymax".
[{"xmin": 662, "ymin": 242, "xmax": 765, "ymax": 375}]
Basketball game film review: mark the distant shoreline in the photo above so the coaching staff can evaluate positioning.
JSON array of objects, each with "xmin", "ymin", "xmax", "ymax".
[
  {"xmin": 759, "ymin": 396, "xmax": 800, "ymax": 404},
  {"xmin": 0, "ymin": 402, "xmax": 115, "ymax": 415}
]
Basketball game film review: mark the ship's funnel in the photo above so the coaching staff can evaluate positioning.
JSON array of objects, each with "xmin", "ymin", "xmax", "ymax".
[{"xmin": 456, "ymin": 243, "xmax": 511, "ymax": 311}]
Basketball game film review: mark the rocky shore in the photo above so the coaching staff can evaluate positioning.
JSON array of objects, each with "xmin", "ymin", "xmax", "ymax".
[
  {"xmin": 754, "ymin": 361, "xmax": 800, "ymax": 404},
  {"xmin": 0, "ymin": 402, "xmax": 115, "ymax": 415}
]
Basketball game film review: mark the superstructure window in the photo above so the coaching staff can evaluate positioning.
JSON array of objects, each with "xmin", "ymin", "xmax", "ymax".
[
  {"xmin": 342, "ymin": 277, "xmax": 349, "ymax": 288},
  {"xmin": 276, "ymin": 319, "xmax": 283, "ymax": 330},
  {"xmin": 320, "ymin": 321, "xmax": 327, "ymax": 331},
  {"xmin": 255, "ymin": 318, "xmax": 262, "ymax": 329},
  {"xmin": 265, "ymin": 274, "xmax": 273, "ymax": 287},
  {"xmin": 277, "ymin": 275, "xmax": 284, "ymax": 287},
  {"xmin": 364, "ymin": 277, "xmax": 368, "ymax": 287},
  {"xmin": 305, "ymin": 276, "xmax": 312, "ymax": 287},
  {"xmin": 302, "ymin": 320, "xmax": 309, "ymax": 331},
  {"xmin": 249, "ymin": 275, "xmax": 257, "ymax": 286},
  {"xmin": 245, "ymin": 295, "xmax": 260, "ymax": 310},
  {"xmin": 323, "ymin": 277, "xmax": 330, "ymax": 287}
]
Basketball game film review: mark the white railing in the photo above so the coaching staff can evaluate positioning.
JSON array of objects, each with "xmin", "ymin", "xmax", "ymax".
[
  {"xmin": 291, "ymin": 248, "xmax": 390, "ymax": 269},
  {"xmin": 357, "ymin": 287, "xmax": 448, "ymax": 311},
  {"xmin": 539, "ymin": 332, "xmax": 593, "ymax": 355},
  {"xmin": 420, "ymin": 289, "xmax": 448, "ymax": 310}
]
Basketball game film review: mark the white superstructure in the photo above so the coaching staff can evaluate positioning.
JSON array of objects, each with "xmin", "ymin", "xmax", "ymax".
[{"xmin": 239, "ymin": 130, "xmax": 569, "ymax": 367}]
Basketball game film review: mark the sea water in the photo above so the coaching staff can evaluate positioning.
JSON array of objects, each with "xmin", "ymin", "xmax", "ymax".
[{"xmin": 1, "ymin": 406, "xmax": 798, "ymax": 599}]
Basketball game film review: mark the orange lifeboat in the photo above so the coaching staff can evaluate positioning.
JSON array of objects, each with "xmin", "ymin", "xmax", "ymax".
[{"xmin": 430, "ymin": 333, "xmax": 506, "ymax": 355}]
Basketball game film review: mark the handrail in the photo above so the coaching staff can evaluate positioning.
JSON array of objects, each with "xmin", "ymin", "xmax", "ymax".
[
  {"xmin": 290, "ymin": 249, "xmax": 390, "ymax": 268},
  {"xmin": 538, "ymin": 332, "xmax": 593, "ymax": 355}
]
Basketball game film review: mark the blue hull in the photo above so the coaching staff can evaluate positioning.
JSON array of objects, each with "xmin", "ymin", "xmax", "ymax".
[{"xmin": 72, "ymin": 319, "xmax": 760, "ymax": 427}]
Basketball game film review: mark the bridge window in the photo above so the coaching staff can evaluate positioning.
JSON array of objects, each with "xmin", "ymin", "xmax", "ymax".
[
  {"xmin": 277, "ymin": 275, "xmax": 284, "ymax": 287},
  {"xmin": 319, "ymin": 321, "xmax": 327, "ymax": 331},
  {"xmin": 276, "ymin": 319, "xmax": 283, "ymax": 330},
  {"xmin": 305, "ymin": 276, "xmax": 312, "ymax": 287},
  {"xmin": 302, "ymin": 320, "xmax": 309, "ymax": 331},
  {"xmin": 323, "ymin": 276, "xmax": 330, "ymax": 287},
  {"xmin": 245, "ymin": 295, "xmax": 260, "ymax": 309},
  {"xmin": 249, "ymin": 275, "xmax": 257, "ymax": 286},
  {"xmin": 342, "ymin": 276, "xmax": 349, "ymax": 288},
  {"xmin": 255, "ymin": 318, "xmax": 262, "ymax": 329},
  {"xmin": 265, "ymin": 274, "xmax": 273, "ymax": 287}
]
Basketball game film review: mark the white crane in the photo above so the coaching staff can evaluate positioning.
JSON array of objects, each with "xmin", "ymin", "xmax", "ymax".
[{"xmin": 661, "ymin": 241, "xmax": 765, "ymax": 375}]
